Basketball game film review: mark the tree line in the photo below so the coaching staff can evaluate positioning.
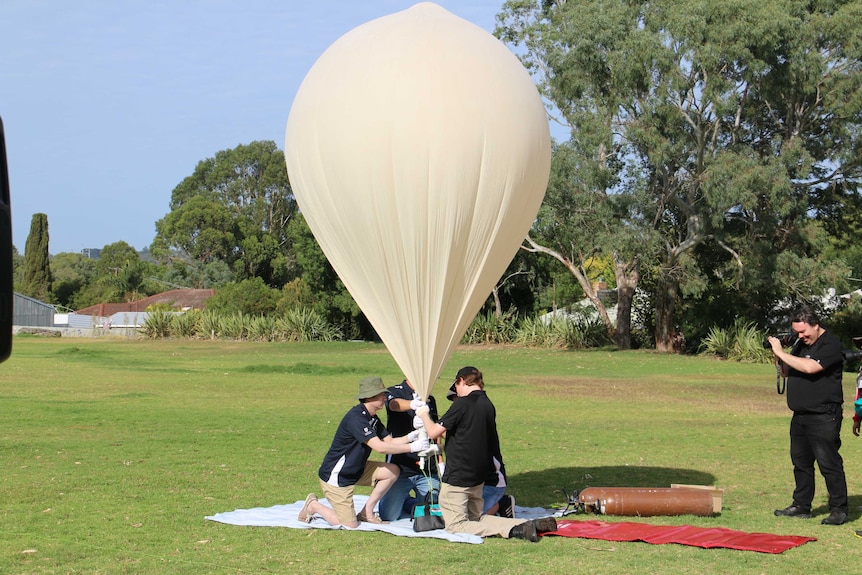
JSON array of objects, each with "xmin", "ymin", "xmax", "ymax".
[{"xmin": 14, "ymin": 0, "xmax": 862, "ymax": 351}]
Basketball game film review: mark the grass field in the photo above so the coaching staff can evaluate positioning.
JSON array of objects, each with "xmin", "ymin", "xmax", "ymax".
[{"xmin": 2, "ymin": 336, "xmax": 861, "ymax": 574}]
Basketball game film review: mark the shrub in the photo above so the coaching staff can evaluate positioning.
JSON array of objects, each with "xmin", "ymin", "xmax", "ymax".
[
  {"xmin": 513, "ymin": 315, "xmax": 560, "ymax": 347},
  {"xmin": 204, "ymin": 277, "xmax": 279, "ymax": 316},
  {"xmin": 700, "ymin": 324, "xmax": 733, "ymax": 357},
  {"xmin": 220, "ymin": 312, "xmax": 251, "ymax": 340},
  {"xmin": 248, "ymin": 315, "xmax": 279, "ymax": 342},
  {"xmin": 699, "ymin": 319, "xmax": 771, "ymax": 362},
  {"xmin": 196, "ymin": 310, "xmax": 221, "ymax": 340},
  {"xmin": 139, "ymin": 310, "xmax": 174, "ymax": 339},
  {"xmin": 462, "ymin": 311, "xmax": 516, "ymax": 344},
  {"xmin": 172, "ymin": 309, "xmax": 200, "ymax": 338},
  {"xmin": 280, "ymin": 307, "xmax": 343, "ymax": 342},
  {"xmin": 513, "ymin": 311, "xmax": 613, "ymax": 349}
]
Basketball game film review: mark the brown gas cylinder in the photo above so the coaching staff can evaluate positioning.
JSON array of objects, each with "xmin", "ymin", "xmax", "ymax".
[{"xmin": 578, "ymin": 487, "xmax": 715, "ymax": 517}]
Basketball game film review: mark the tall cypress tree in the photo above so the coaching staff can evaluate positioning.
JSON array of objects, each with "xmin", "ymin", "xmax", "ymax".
[{"xmin": 21, "ymin": 213, "xmax": 52, "ymax": 302}]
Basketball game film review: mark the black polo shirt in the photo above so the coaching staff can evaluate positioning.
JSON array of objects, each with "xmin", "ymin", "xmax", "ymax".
[
  {"xmin": 384, "ymin": 381, "xmax": 439, "ymax": 476},
  {"xmin": 438, "ymin": 389, "xmax": 500, "ymax": 487},
  {"xmin": 787, "ymin": 330, "xmax": 844, "ymax": 414}
]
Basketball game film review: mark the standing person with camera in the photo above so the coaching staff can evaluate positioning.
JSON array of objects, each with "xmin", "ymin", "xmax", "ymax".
[{"xmin": 767, "ymin": 307, "xmax": 849, "ymax": 526}]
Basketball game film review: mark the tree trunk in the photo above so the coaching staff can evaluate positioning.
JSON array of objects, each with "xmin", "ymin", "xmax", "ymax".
[
  {"xmin": 491, "ymin": 286, "xmax": 503, "ymax": 319},
  {"xmin": 654, "ymin": 268, "xmax": 682, "ymax": 353},
  {"xmin": 612, "ymin": 252, "xmax": 638, "ymax": 349},
  {"xmin": 523, "ymin": 236, "xmax": 622, "ymax": 346}
]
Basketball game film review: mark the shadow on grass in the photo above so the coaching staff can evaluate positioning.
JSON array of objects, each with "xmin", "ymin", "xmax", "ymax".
[
  {"xmin": 812, "ymin": 493, "xmax": 862, "ymax": 522},
  {"xmin": 509, "ymin": 466, "xmax": 717, "ymax": 508}
]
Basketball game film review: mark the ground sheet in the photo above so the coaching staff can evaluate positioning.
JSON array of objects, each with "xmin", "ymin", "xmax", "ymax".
[
  {"xmin": 207, "ymin": 497, "xmax": 816, "ymax": 552},
  {"xmin": 547, "ymin": 519, "xmax": 816, "ymax": 553}
]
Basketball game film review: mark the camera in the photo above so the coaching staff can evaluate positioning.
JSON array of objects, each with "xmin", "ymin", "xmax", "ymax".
[
  {"xmin": 842, "ymin": 349, "xmax": 862, "ymax": 363},
  {"xmin": 762, "ymin": 332, "xmax": 799, "ymax": 349}
]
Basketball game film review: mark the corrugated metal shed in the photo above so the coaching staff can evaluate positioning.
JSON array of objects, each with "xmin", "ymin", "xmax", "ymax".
[
  {"xmin": 13, "ymin": 292, "xmax": 55, "ymax": 327},
  {"xmin": 55, "ymin": 313, "xmax": 107, "ymax": 329},
  {"xmin": 108, "ymin": 311, "xmax": 152, "ymax": 328}
]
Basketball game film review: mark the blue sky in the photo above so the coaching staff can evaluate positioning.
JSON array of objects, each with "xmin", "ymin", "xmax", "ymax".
[{"xmin": 1, "ymin": 1, "xmax": 555, "ymax": 255}]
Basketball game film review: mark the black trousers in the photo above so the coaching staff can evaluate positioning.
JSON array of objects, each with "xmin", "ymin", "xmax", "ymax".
[{"xmin": 789, "ymin": 409, "xmax": 848, "ymax": 513}]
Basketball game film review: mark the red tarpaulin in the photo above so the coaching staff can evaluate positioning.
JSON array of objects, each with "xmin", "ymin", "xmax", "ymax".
[{"xmin": 547, "ymin": 520, "xmax": 815, "ymax": 554}]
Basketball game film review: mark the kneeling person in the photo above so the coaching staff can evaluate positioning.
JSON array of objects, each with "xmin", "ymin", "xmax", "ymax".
[
  {"xmin": 298, "ymin": 376, "xmax": 429, "ymax": 528},
  {"xmin": 416, "ymin": 367, "xmax": 556, "ymax": 541}
]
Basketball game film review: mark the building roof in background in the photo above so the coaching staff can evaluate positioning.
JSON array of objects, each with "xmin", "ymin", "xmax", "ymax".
[{"xmin": 74, "ymin": 289, "xmax": 215, "ymax": 316}]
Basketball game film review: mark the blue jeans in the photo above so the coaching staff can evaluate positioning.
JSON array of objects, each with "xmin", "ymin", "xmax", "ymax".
[
  {"xmin": 378, "ymin": 472, "xmax": 441, "ymax": 521},
  {"xmin": 482, "ymin": 485, "xmax": 505, "ymax": 514}
]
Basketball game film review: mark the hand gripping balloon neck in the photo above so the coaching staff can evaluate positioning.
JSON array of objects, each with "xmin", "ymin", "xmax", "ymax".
[
  {"xmin": 412, "ymin": 414, "xmax": 425, "ymax": 431},
  {"xmin": 417, "ymin": 428, "xmax": 439, "ymax": 467}
]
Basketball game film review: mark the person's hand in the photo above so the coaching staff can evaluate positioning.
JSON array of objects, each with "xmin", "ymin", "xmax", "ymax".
[
  {"xmin": 410, "ymin": 398, "xmax": 426, "ymax": 411},
  {"xmin": 407, "ymin": 429, "xmax": 421, "ymax": 442},
  {"xmin": 415, "ymin": 404, "xmax": 430, "ymax": 416},
  {"xmin": 413, "ymin": 415, "xmax": 425, "ymax": 430},
  {"xmin": 768, "ymin": 337, "xmax": 782, "ymax": 355},
  {"xmin": 409, "ymin": 437, "xmax": 430, "ymax": 453},
  {"xmin": 853, "ymin": 420, "xmax": 860, "ymax": 437}
]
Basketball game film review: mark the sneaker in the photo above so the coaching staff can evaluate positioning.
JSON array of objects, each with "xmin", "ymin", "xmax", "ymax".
[
  {"xmin": 498, "ymin": 494, "xmax": 515, "ymax": 518},
  {"xmin": 774, "ymin": 505, "xmax": 811, "ymax": 519},
  {"xmin": 821, "ymin": 510, "xmax": 848, "ymax": 525},
  {"xmin": 854, "ymin": 529, "xmax": 862, "ymax": 539},
  {"xmin": 508, "ymin": 520, "xmax": 538, "ymax": 542},
  {"xmin": 357, "ymin": 510, "xmax": 390, "ymax": 524},
  {"xmin": 298, "ymin": 493, "xmax": 317, "ymax": 523},
  {"xmin": 532, "ymin": 516, "xmax": 558, "ymax": 533}
]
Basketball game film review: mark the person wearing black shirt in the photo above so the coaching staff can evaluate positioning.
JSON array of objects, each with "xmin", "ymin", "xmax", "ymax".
[
  {"xmin": 415, "ymin": 366, "xmax": 556, "ymax": 541},
  {"xmin": 767, "ymin": 307, "xmax": 849, "ymax": 526},
  {"xmin": 377, "ymin": 379, "xmax": 441, "ymax": 521}
]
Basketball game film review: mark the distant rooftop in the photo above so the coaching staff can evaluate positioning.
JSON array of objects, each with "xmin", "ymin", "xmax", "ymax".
[{"xmin": 74, "ymin": 288, "xmax": 215, "ymax": 316}]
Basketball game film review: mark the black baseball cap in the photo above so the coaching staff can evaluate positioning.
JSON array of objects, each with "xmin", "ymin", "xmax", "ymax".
[{"xmin": 452, "ymin": 366, "xmax": 479, "ymax": 384}]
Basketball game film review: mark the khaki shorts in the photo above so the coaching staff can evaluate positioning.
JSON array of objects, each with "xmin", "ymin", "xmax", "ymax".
[{"xmin": 319, "ymin": 461, "xmax": 390, "ymax": 525}]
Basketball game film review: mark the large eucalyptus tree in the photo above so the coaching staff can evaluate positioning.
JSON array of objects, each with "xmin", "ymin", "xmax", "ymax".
[
  {"xmin": 152, "ymin": 140, "xmax": 298, "ymax": 287},
  {"xmin": 498, "ymin": 0, "xmax": 861, "ymax": 350}
]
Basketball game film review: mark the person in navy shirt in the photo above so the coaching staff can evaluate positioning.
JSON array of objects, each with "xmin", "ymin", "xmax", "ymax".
[
  {"xmin": 298, "ymin": 376, "xmax": 429, "ymax": 527},
  {"xmin": 378, "ymin": 379, "xmax": 441, "ymax": 521}
]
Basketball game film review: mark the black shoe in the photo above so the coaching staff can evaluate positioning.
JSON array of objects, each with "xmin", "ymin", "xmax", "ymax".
[
  {"xmin": 531, "ymin": 516, "xmax": 558, "ymax": 533},
  {"xmin": 508, "ymin": 521, "xmax": 538, "ymax": 542},
  {"xmin": 854, "ymin": 529, "xmax": 862, "ymax": 539},
  {"xmin": 821, "ymin": 510, "xmax": 848, "ymax": 525},
  {"xmin": 497, "ymin": 495, "xmax": 515, "ymax": 518},
  {"xmin": 774, "ymin": 505, "xmax": 811, "ymax": 519}
]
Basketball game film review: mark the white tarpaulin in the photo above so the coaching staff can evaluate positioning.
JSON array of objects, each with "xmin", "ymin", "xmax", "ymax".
[{"xmin": 284, "ymin": 2, "xmax": 550, "ymax": 399}]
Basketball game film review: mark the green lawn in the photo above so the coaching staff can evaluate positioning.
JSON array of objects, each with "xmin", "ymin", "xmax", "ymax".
[{"xmin": 2, "ymin": 337, "xmax": 860, "ymax": 574}]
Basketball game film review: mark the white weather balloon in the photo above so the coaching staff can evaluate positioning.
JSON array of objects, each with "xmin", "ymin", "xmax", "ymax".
[{"xmin": 284, "ymin": 2, "xmax": 550, "ymax": 400}]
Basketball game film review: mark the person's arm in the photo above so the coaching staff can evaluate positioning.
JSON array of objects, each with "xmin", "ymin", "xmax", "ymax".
[
  {"xmin": 768, "ymin": 338, "xmax": 823, "ymax": 375},
  {"xmin": 379, "ymin": 430, "xmax": 420, "ymax": 445},
  {"xmin": 416, "ymin": 406, "xmax": 446, "ymax": 440},
  {"xmin": 388, "ymin": 397, "xmax": 413, "ymax": 412},
  {"xmin": 366, "ymin": 435, "xmax": 427, "ymax": 454}
]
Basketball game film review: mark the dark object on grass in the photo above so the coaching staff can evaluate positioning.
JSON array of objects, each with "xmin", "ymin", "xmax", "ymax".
[{"xmin": 578, "ymin": 486, "xmax": 719, "ymax": 517}]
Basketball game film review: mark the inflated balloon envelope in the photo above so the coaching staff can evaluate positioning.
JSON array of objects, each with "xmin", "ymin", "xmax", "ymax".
[{"xmin": 284, "ymin": 2, "xmax": 551, "ymax": 400}]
